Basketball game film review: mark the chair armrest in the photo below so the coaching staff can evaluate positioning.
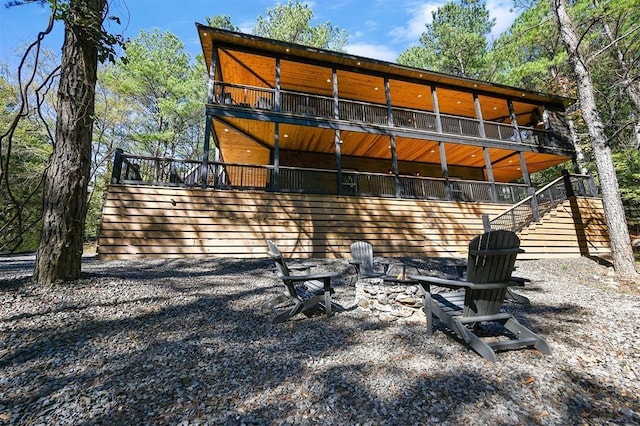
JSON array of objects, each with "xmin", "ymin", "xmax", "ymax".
[
  {"xmin": 510, "ymin": 276, "xmax": 529, "ymax": 286},
  {"xmin": 469, "ymin": 248, "xmax": 524, "ymax": 256},
  {"xmin": 348, "ymin": 260, "xmax": 362, "ymax": 266},
  {"xmin": 409, "ymin": 275, "xmax": 472, "ymax": 290},
  {"xmin": 410, "ymin": 275, "xmax": 523, "ymax": 290},
  {"xmin": 281, "ymin": 272, "xmax": 338, "ymax": 282},
  {"xmin": 288, "ymin": 263, "xmax": 315, "ymax": 273}
]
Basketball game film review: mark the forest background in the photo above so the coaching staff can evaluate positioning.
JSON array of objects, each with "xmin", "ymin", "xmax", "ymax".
[{"xmin": 1, "ymin": 0, "xmax": 639, "ymax": 256}]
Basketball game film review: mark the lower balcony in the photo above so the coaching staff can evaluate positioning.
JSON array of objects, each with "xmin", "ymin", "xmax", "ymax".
[{"xmin": 112, "ymin": 151, "xmax": 548, "ymax": 204}]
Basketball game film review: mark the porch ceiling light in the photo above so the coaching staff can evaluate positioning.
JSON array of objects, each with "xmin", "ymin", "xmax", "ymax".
[
  {"xmin": 284, "ymin": 134, "xmax": 289, "ymax": 138},
  {"xmin": 223, "ymin": 128, "xmax": 229, "ymax": 132}
]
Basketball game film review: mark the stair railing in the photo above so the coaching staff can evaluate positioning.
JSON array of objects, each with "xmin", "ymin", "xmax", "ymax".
[{"xmin": 486, "ymin": 171, "xmax": 597, "ymax": 232}]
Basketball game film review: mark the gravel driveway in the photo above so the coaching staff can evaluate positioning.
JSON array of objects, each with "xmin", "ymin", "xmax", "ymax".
[{"xmin": 1, "ymin": 254, "xmax": 639, "ymax": 425}]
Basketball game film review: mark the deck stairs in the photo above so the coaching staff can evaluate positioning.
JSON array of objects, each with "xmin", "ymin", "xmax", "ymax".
[{"xmin": 489, "ymin": 173, "xmax": 596, "ymax": 233}]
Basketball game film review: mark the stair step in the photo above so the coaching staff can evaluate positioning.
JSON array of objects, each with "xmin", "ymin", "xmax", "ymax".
[{"xmin": 487, "ymin": 337, "xmax": 538, "ymax": 351}]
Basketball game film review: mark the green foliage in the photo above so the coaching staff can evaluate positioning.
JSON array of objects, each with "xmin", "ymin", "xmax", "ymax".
[
  {"xmin": 397, "ymin": 0, "xmax": 494, "ymax": 78},
  {"xmin": 488, "ymin": 0, "xmax": 571, "ymax": 94},
  {"xmin": 614, "ymin": 150, "xmax": 640, "ymax": 231},
  {"xmin": 206, "ymin": 15, "xmax": 239, "ymax": 32},
  {"xmin": 0, "ymin": 74, "xmax": 51, "ymax": 252},
  {"xmin": 253, "ymin": 0, "xmax": 348, "ymax": 51},
  {"xmin": 100, "ymin": 30, "xmax": 206, "ymax": 159}
]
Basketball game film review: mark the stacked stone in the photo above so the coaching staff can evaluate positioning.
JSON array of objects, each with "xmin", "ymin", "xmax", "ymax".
[{"xmin": 355, "ymin": 280, "xmax": 426, "ymax": 321}]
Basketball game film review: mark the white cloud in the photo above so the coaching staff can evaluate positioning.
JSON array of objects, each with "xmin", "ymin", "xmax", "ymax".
[
  {"xmin": 486, "ymin": 0, "xmax": 518, "ymax": 39},
  {"xmin": 344, "ymin": 42, "xmax": 399, "ymax": 62},
  {"xmin": 387, "ymin": 1, "xmax": 445, "ymax": 43}
]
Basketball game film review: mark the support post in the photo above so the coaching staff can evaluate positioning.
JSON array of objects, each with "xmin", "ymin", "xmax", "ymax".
[
  {"xmin": 431, "ymin": 85, "xmax": 443, "ymax": 133},
  {"xmin": 482, "ymin": 214, "xmax": 492, "ymax": 232},
  {"xmin": 274, "ymin": 122, "xmax": 280, "ymax": 191},
  {"xmin": 333, "ymin": 68, "xmax": 342, "ymax": 195},
  {"xmin": 473, "ymin": 92, "xmax": 486, "ymax": 138},
  {"xmin": 439, "ymin": 142, "xmax": 451, "ymax": 199},
  {"xmin": 482, "ymin": 147, "xmax": 498, "ymax": 203},
  {"xmin": 507, "ymin": 100, "xmax": 522, "ymax": 142},
  {"xmin": 207, "ymin": 43, "xmax": 219, "ymax": 104},
  {"xmin": 529, "ymin": 187, "xmax": 540, "ymax": 222},
  {"xmin": 201, "ymin": 116, "xmax": 211, "ymax": 188},
  {"xmin": 562, "ymin": 169, "xmax": 575, "ymax": 197},
  {"xmin": 385, "ymin": 77, "xmax": 400, "ymax": 197},
  {"xmin": 111, "ymin": 148, "xmax": 123, "ymax": 184},
  {"xmin": 275, "ymin": 58, "xmax": 281, "ymax": 112}
]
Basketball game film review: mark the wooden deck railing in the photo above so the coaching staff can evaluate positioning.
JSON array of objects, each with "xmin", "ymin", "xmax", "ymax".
[
  {"xmin": 213, "ymin": 81, "xmax": 550, "ymax": 145},
  {"xmin": 111, "ymin": 150, "xmax": 530, "ymax": 204}
]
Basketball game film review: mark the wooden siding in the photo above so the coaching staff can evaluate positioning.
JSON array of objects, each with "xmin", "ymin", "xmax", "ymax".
[{"xmin": 97, "ymin": 185, "xmax": 610, "ymax": 260}]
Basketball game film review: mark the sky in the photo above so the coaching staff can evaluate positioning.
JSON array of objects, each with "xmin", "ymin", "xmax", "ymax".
[{"xmin": 0, "ymin": 0, "xmax": 519, "ymax": 67}]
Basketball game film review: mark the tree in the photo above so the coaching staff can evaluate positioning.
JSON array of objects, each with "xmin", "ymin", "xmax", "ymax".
[
  {"xmin": 100, "ymin": 30, "xmax": 205, "ymax": 159},
  {"xmin": 488, "ymin": 0, "xmax": 570, "ymax": 92},
  {"xmin": 253, "ymin": 0, "xmax": 348, "ymax": 51},
  {"xmin": 206, "ymin": 15, "xmax": 239, "ymax": 32},
  {"xmin": 552, "ymin": 0, "xmax": 637, "ymax": 280},
  {"xmin": 397, "ymin": 0, "xmax": 495, "ymax": 78},
  {"xmin": 32, "ymin": 0, "xmax": 122, "ymax": 285}
]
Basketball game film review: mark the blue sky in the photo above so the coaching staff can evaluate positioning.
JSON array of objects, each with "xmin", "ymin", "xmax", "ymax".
[{"xmin": 1, "ymin": 0, "xmax": 519, "ymax": 66}]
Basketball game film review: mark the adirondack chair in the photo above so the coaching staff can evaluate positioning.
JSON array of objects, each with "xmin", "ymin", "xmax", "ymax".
[
  {"xmin": 410, "ymin": 230, "xmax": 551, "ymax": 361},
  {"xmin": 264, "ymin": 240, "xmax": 337, "ymax": 324},
  {"xmin": 349, "ymin": 241, "xmax": 389, "ymax": 283}
]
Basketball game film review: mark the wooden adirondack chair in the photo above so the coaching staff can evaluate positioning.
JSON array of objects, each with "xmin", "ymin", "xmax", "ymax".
[
  {"xmin": 349, "ymin": 241, "xmax": 389, "ymax": 283},
  {"xmin": 264, "ymin": 240, "xmax": 337, "ymax": 324},
  {"xmin": 410, "ymin": 230, "xmax": 551, "ymax": 361}
]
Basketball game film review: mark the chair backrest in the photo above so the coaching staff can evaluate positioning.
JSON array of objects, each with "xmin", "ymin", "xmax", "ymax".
[
  {"xmin": 466, "ymin": 230, "xmax": 521, "ymax": 284},
  {"xmin": 266, "ymin": 240, "xmax": 291, "ymax": 277},
  {"xmin": 266, "ymin": 240, "xmax": 297, "ymax": 298},
  {"xmin": 350, "ymin": 241, "xmax": 375, "ymax": 275},
  {"xmin": 464, "ymin": 230, "xmax": 522, "ymax": 317}
]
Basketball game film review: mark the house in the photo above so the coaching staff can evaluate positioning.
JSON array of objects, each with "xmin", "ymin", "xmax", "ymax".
[{"xmin": 96, "ymin": 25, "xmax": 609, "ymax": 260}]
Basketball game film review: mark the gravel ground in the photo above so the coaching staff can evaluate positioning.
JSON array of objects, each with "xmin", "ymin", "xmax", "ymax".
[{"xmin": 1, "ymin": 254, "xmax": 639, "ymax": 425}]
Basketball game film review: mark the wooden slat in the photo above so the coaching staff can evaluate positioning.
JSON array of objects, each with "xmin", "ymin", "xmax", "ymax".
[{"xmin": 97, "ymin": 186, "xmax": 610, "ymax": 260}]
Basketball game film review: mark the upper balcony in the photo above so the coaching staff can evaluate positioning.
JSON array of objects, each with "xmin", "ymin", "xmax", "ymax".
[{"xmin": 197, "ymin": 25, "xmax": 576, "ymax": 185}]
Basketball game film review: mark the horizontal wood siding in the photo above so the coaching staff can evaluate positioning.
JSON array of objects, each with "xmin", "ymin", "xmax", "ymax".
[{"xmin": 97, "ymin": 185, "xmax": 610, "ymax": 260}]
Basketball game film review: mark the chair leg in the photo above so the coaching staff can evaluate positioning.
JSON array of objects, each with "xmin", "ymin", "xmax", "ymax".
[
  {"xmin": 262, "ymin": 294, "xmax": 289, "ymax": 311},
  {"xmin": 506, "ymin": 288, "xmax": 530, "ymax": 305},
  {"xmin": 272, "ymin": 301, "xmax": 304, "ymax": 324},
  {"xmin": 503, "ymin": 317, "xmax": 552, "ymax": 355},
  {"xmin": 451, "ymin": 318, "xmax": 499, "ymax": 361}
]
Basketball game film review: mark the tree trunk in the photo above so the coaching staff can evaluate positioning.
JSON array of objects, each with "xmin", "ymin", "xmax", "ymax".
[
  {"xmin": 34, "ymin": 0, "xmax": 106, "ymax": 286},
  {"xmin": 552, "ymin": 0, "xmax": 637, "ymax": 279}
]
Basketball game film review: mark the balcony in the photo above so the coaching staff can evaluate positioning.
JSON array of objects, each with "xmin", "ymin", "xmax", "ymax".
[
  {"xmin": 212, "ymin": 82, "xmax": 550, "ymax": 146},
  {"xmin": 111, "ymin": 150, "xmax": 531, "ymax": 204}
]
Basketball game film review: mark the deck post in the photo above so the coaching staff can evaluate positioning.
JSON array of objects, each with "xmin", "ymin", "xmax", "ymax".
[
  {"xmin": 111, "ymin": 148, "xmax": 123, "ymax": 184},
  {"xmin": 385, "ymin": 77, "xmax": 400, "ymax": 197},
  {"xmin": 562, "ymin": 169, "xmax": 575, "ymax": 197},
  {"xmin": 431, "ymin": 85, "xmax": 443, "ymax": 133},
  {"xmin": 274, "ymin": 122, "xmax": 280, "ymax": 190},
  {"xmin": 529, "ymin": 186, "xmax": 540, "ymax": 222},
  {"xmin": 507, "ymin": 100, "xmax": 522, "ymax": 142},
  {"xmin": 473, "ymin": 93, "xmax": 486, "ymax": 139},
  {"xmin": 275, "ymin": 58, "xmax": 281, "ymax": 112},
  {"xmin": 207, "ymin": 44, "xmax": 219, "ymax": 103},
  {"xmin": 201, "ymin": 116, "xmax": 211, "ymax": 188},
  {"xmin": 333, "ymin": 68, "xmax": 343, "ymax": 195},
  {"xmin": 482, "ymin": 147, "xmax": 498, "ymax": 203},
  {"xmin": 439, "ymin": 142, "xmax": 452, "ymax": 199}
]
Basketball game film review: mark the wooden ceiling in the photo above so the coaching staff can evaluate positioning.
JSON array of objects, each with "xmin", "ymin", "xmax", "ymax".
[{"xmin": 199, "ymin": 25, "xmax": 573, "ymax": 183}]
